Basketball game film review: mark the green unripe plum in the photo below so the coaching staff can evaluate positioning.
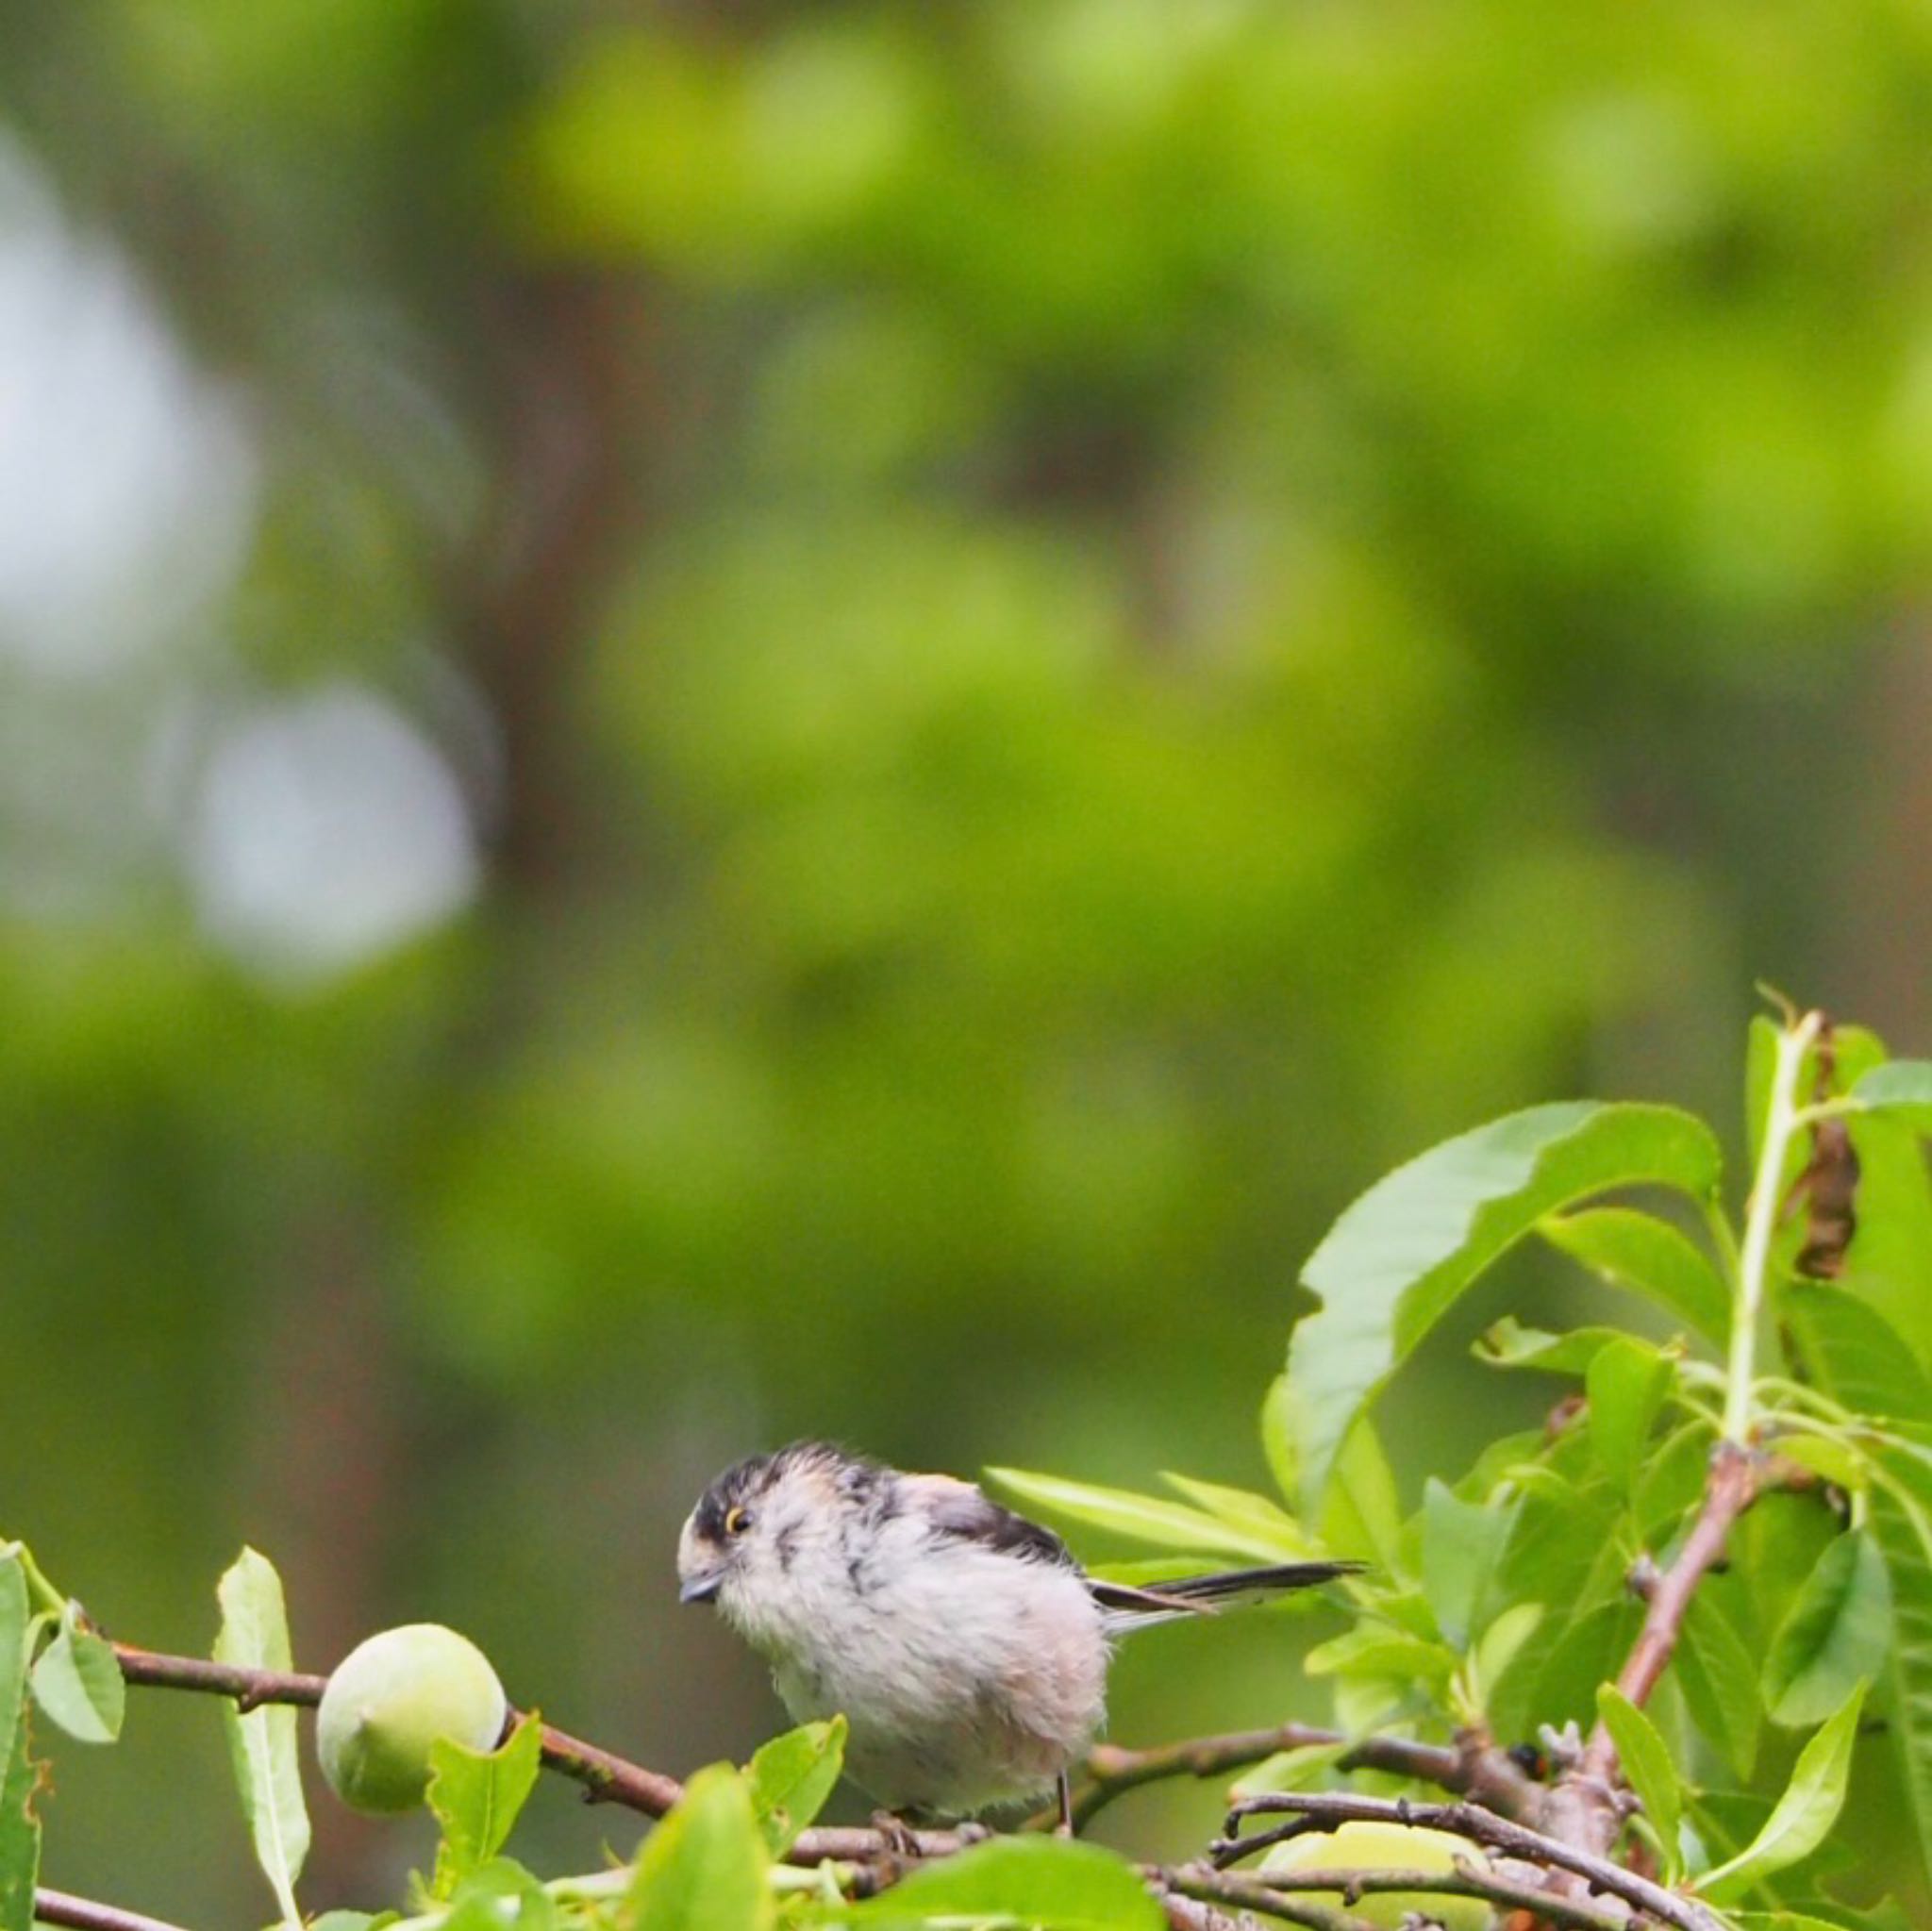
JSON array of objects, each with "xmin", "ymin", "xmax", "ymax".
[
  {"xmin": 316, "ymin": 1623, "xmax": 508, "ymax": 1815},
  {"xmin": 1261, "ymin": 1821, "xmax": 1490, "ymax": 1931}
]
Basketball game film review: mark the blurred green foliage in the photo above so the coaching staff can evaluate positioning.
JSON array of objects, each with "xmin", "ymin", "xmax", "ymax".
[{"xmin": 2, "ymin": 0, "xmax": 1929, "ymax": 1917}]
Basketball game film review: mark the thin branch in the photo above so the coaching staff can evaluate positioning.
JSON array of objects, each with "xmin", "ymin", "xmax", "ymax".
[
  {"xmin": 109, "ymin": 1644, "xmax": 324, "ymax": 1712},
  {"xmin": 789, "ymin": 1820, "xmax": 984, "ymax": 1864},
  {"xmin": 530, "ymin": 1717, "xmax": 686, "ymax": 1817},
  {"xmin": 110, "ymin": 1640, "xmax": 688, "ymax": 1819},
  {"xmin": 1167, "ymin": 1857, "xmax": 1632, "ymax": 1931},
  {"xmin": 1180, "ymin": 1860, "xmax": 1627, "ymax": 1931},
  {"xmin": 1160, "ymin": 1894, "xmax": 1257, "ymax": 1931},
  {"xmin": 1536, "ymin": 1439, "xmax": 1761, "ymax": 1865},
  {"xmin": 1153, "ymin": 1866, "xmax": 1378, "ymax": 1931},
  {"xmin": 1218, "ymin": 1789, "xmax": 1727, "ymax": 1931},
  {"xmin": 1601, "ymin": 1442, "xmax": 1758, "ymax": 1722},
  {"xmin": 72, "ymin": 1639, "xmax": 1702, "ymax": 1931},
  {"xmin": 1071, "ymin": 1722, "xmax": 1508, "ymax": 1831},
  {"xmin": 34, "ymin": 1889, "xmax": 194, "ymax": 1931},
  {"xmin": 107, "ymin": 1638, "xmax": 989, "ymax": 1865}
]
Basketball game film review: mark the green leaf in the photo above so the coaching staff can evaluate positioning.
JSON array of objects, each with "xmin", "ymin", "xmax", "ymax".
[
  {"xmin": 1083, "ymin": 1556, "xmax": 1239, "ymax": 1590},
  {"xmin": 1715, "ymin": 1491, "xmax": 1836, "ymax": 1660},
  {"xmin": 1525, "ymin": 1599, "xmax": 1642, "ymax": 1734},
  {"xmin": 213, "ymin": 1548, "xmax": 309, "ymax": 1931},
  {"xmin": 1474, "ymin": 1318, "xmax": 1628, "ymax": 1374},
  {"xmin": 440, "ymin": 1861, "xmax": 554, "ymax": 1931},
  {"xmin": 1839, "ymin": 1112, "xmax": 1932, "ymax": 1372},
  {"xmin": 1597, "ymin": 1685, "xmax": 1681, "ymax": 1867},
  {"xmin": 1774, "ymin": 1434, "xmax": 1866, "ymax": 1493},
  {"xmin": 1676, "ymin": 1594, "xmax": 1761, "ymax": 1782},
  {"xmin": 1797, "ymin": 1298, "xmax": 1932, "ymax": 1898},
  {"xmin": 1868, "ymin": 1466, "xmax": 1932, "ymax": 1891},
  {"xmin": 629, "ymin": 1764, "xmax": 772, "ymax": 1931},
  {"xmin": 1260, "ymin": 1374, "xmax": 1299, "ymax": 1509},
  {"xmin": 1365, "ymin": 1585, "xmax": 1448, "ymax": 1641},
  {"xmin": 1831, "ymin": 1025, "xmax": 1891, "ymax": 1087},
  {"xmin": 1729, "ymin": 1917, "xmax": 1872, "ymax": 1931},
  {"xmin": 1849, "ymin": 1058, "xmax": 1932, "ymax": 1129},
  {"xmin": 28, "ymin": 1606, "xmax": 125, "ymax": 1744},
  {"xmin": 1302, "ymin": 1625, "xmax": 1457, "ymax": 1687},
  {"xmin": 1696, "ymin": 1681, "xmax": 1868, "ymax": 1904},
  {"xmin": 427, "ymin": 1712, "xmax": 544, "ymax": 1898},
  {"xmin": 984, "ymin": 1470, "xmax": 1290, "ymax": 1564},
  {"xmin": 1470, "ymin": 1601, "xmax": 1543, "ymax": 1708},
  {"xmin": 1158, "ymin": 1474, "xmax": 1309, "ymax": 1556},
  {"xmin": 1586, "ymin": 1338, "xmax": 1672, "ymax": 1499},
  {"xmin": 1459, "ymin": 1428, "xmax": 1558, "ymax": 1498},
  {"xmin": 0, "ymin": 1725, "xmax": 34, "ymax": 1931},
  {"xmin": 1762, "ymin": 1533, "xmax": 1891, "ymax": 1728},
  {"xmin": 1316, "ymin": 1418, "xmax": 1404, "ymax": 1570},
  {"xmin": 1490, "ymin": 1499, "xmax": 1632, "ymax": 1742},
  {"xmin": 1786, "ymin": 1285, "xmax": 1932, "ymax": 1425},
  {"xmin": 1420, "ymin": 1478, "xmax": 1513, "ymax": 1648},
  {"xmin": 0, "ymin": 1553, "xmax": 40, "ymax": 1931},
  {"xmin": 744, "ymin": 1717, "xmax": 845, "ymax": 1854},
  {"xmin": 1636, "ymin": 1423, "xmax": 1715, "ymax": 1541},
  {"xmin": 845, "ymin": 1836, "xmax": 1163, "ymax": 1930},
  {"xmin": 1498, "ymin": 1478, "xmax": 1623, "ymax": 1619},
  {"xmin": 1286, "ymin": 1101, "xmax": 1722, "ymax": 1508},
  {"xmin": 1539, "ymin": 1207, "xmax": 1730, "ymax": 1348}
]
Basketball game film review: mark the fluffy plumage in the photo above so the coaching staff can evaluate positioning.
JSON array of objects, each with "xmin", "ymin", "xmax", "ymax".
[{"xmin": 676, "ymin": 1442, "xmax": 1357, "ymax": 1819}]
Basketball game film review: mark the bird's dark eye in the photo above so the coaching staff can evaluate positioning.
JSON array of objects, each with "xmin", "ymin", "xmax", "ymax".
[{"xmin": 724, "ymin": 1506, "xmax": 751, "ymax": 1537}]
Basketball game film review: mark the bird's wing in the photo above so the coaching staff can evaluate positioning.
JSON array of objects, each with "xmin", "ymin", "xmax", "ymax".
[{"xmin": 900, "ymin": 1473, "xmax": 1079, "ymax": 1569}]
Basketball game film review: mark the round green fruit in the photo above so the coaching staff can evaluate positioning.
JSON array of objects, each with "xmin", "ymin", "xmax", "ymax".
[
  {"xmin": 1260, "ymin": 1821, "xmax": 1491, "ymax": 1931},
  {"xmin": 316, "ymin": 1623, "xmax": 508, "ymax": 1815}
]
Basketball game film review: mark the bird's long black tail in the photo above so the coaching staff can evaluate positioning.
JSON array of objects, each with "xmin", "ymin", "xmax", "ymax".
[{"xmin": 1089, "ymin": 1558, "xmax": 1362, "ymax": 1624}]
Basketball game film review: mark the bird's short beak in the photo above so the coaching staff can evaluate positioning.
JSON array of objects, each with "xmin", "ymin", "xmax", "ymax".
[{"xmin": 679, "ymin": 1573, "xmax": 723, "ymax": 1606}]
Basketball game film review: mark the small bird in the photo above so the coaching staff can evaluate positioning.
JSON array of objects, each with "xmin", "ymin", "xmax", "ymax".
[{"xmin": 676, "ymin": 1441, "xmax": 1358, "ymax": 1829}]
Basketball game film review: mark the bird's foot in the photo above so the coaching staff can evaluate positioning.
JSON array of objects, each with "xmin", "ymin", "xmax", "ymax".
[{"xmin": 870, "ymin": 1808, "xmax": 923, "ymax": 1867}]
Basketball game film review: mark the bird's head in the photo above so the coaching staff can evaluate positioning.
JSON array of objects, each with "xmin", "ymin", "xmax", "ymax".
[{"xmin": 676, "ymin": 1441, "xmax": 881, "ymax": 1640}]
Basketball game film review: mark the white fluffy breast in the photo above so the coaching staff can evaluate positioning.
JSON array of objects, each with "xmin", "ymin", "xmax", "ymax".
[{"xmin": 736, "ymin": 1516, "xmax": 1111, "ymax": 1817}]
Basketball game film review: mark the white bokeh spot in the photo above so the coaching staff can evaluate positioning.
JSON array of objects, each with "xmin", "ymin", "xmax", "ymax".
[
  {"xmin": 188, "ymin": 683, "xmax": 480, "ymax": 985},
  {"xmin": 0, "ymin": 137, "xmax": 256, "ymax": 676}
]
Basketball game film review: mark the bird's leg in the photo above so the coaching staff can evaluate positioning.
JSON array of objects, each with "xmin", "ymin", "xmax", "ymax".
[
  {"xmin": 870, "ymin": 1808, "xmax": 923, "ymax": 1866},
  {"xmin": 1055, "ymin": 1770, "xmax": 1074, "ymax": 1838}
]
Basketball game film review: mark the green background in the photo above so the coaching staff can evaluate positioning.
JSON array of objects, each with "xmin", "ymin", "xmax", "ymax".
[{"xmin": 3, "ymin": 0, "xmax": 1929, "ymax": 1915}]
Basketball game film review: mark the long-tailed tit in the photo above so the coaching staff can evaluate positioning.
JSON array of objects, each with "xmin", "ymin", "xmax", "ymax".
[{"xmin": 675, "ymin": 1441, "xmax": 1357, "ymax": 1829}]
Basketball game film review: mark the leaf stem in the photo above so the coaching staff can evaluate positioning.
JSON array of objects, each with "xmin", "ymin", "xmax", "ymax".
[
  {"xmin": 2, "ymin": 1540, "xmax": 69, "ymax": 1619},
  {"xmin": 1724, "ymin": 1008, "xmax": 1822, "ymax": 1444},
  {"xmin": 1750, "ymin": 1376, "xmax": 1856, "ymax": 1425},
  {"xmin": 1699, "ymin": 1196, "xmax": 1743, "ymax": 1282}
]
